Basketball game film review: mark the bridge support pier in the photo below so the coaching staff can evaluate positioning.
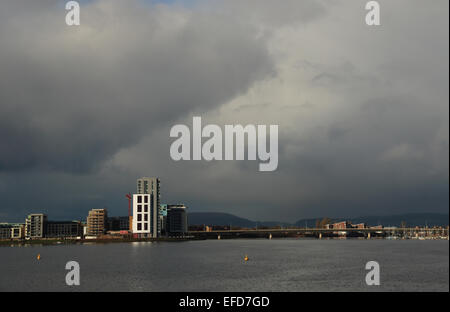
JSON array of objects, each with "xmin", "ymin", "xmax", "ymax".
[
  {"xmin": 319, "ymin": 233, "xmax": 322, "ymax": 239},
  {"xmin": 367, "ymin": 232, "xmax": 371, "ymax": 239}
]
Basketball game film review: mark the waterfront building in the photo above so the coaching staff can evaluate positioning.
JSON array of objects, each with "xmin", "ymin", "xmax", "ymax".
[
  {"xmin": 11, "ymin": 224, "xmax": 24, "ymax": 239},
  {"xmin": 86, "ymin": 209, "xmax": 107, "ymax": 236},
  {"xmin": 325, "ymin": 222, "xmax": 366, "ymax": 230},
  {"xmin": 352, "ymin": 223, "xmax": 367, "ymax": 229},
  {"xmin": 159, "ymin": 204, "xmax": 168, "ymax": 235},
  {"xmin": 135, "ymin": 177, "xmax": 161, "ymax": 237},
  {"xmin": 167, "ymin": 204, "xmax": 188, "ymax": 235},
  {"xmin": 46, "ymin": 221, "xmax": 83, "ymax": 238},
  {"xmin": 132, "ymin": 194, "xmax": 152, "ymax": 237},
  {"xmin": 106, "ymin": 216, "xmax": 130, "ymax": 231},
  {"xmin": 0, "ymin": 225, "xmax": 9, "ymax": 239},
  {"xmin": 0, "ymin": 223, "xmax": 25, "ymax": 240},
  {"xmin": 25, "ymin": 214, "xmax": 47, "ymax": 239},
  {"xmin": 331, "ymin": 221, "xmax": 352, "ymax": 230}
]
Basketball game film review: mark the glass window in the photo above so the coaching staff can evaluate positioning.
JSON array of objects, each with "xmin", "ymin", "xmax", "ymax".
[
  {"xmin": 137, "ymin": 196, "xmax": 142, "ymax": 203},
  {"xmin": 138, "ymin": 205, "xmax": 142, "ymax": 212},
  {"xmin": 137, "ymin": 223, "xmax": 142, "ymax": 231}
]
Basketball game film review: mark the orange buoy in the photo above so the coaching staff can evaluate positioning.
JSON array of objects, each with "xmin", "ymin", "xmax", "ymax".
[
  {"xmin": 244, "ymin": 255, "xmax": 249, "ymax": 261},
  {"xmin": 37, "ymin": 254, "xmax": 41, "ymax": 260}
]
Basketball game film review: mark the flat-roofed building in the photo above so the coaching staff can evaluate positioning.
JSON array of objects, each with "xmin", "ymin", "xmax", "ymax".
[
  {"xmin": 25, "ymin": 214, "xmax": 47, "ymax": 239},
  {"xmin": 46, "ymin": 221, "xmax": 83, "ymax": 238},
  {"xmin": 159, "ymin": 204, "xmax": 168, "ymax": 235},
  {"xmin": 352, "ymin": 223, "xmax": 367, "ymax": 229},
  {"xmin": 87, "ymin": 209, "xmax": 107, "ymax": 237},
  {"xmin": 167, "ymin": 204, "xmax": 188, "ymax": 235},
  {"xmin": 133, "ymin": 194, "xmax": 153, "ymax": 237},
  {"xmin": 135, "ymin": 177, "xmax": 161, "ymax": 237},
  {"xmin": 332, "ymin": 221, "xmax": 352, "ymax": 230},
  {"xmin": 11, "ymin": 224, "xmax": 25, "ymax": 239},
  {"xmin": 107, "ymin": 216, "xmax": 130, "ymax": 231},
  {"xmin": 0, "ymin": 223, "xmax": 23, "ymax": 239}
]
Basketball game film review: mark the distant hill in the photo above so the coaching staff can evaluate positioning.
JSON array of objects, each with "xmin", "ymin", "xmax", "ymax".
[
  {"xmin": 187, "ymin": 212, "xmax": 290, "ymax": 228},
  {"xmin": 188, "ymin": 212, "xmax": 254, "ymax": 227},
  {"xmin": 188, "ymin": 212, "xmax": 449, "ymax": 228}
]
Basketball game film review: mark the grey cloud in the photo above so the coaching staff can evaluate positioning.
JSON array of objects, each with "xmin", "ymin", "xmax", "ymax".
[
  {"xmin": 0, "ymin": 0, "xmax": 274, "ymax": 173},
  {"xmin": 0, "ymin": 0, "xmax": 448, "ymax": 222},
  {"xmin": 217, "ymin": 0, "xmax": 327, "ymax": 27}
]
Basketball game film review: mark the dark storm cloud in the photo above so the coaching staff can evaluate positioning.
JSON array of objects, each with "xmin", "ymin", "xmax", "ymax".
[
  {"xmin": 276, "ymin": 95, "xmax": 448, "ymax": 218},
  {"xmin": 0, "ymin": 0, "xmax": 273, "ymax": 173}
]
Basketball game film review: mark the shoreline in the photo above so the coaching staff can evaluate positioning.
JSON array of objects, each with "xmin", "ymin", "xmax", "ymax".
[
  {"xmin": 1, "ymin": 235, "xmax": 448, "ymax": 247},
  {"xmin": 0, "ymin": 237, "xmax": 204, "ymax": 247}
]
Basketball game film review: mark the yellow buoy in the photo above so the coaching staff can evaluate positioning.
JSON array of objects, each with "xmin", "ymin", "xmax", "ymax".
[{"xmin": 37, "ymin": 254, "xmax": 41, "ymax": 260}]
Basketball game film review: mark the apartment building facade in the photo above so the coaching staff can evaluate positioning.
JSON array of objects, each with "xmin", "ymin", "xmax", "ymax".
[{"xmin": 86, "ymin": 209, "xmax": 107, "ymax": 236}]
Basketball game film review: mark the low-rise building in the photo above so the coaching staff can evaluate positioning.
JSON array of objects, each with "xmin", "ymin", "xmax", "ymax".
[
  {"xmin": 331, "ymin": 221, "xmax": 352, "ymax": 230},
  {"xmin": 0, "ymin": 225, "xmax": 9, "ymax": 239},
  {"xmin": 11, "ymin": 224, "xmax": 25, "ymax": 239},
  {"xmin": 352, "ymin": 223, "xmax": 367, "ymax": 229},
  {"xmin": 106, "ymin": 216, "xmax": 129, "ymax": 232},
  {"xmin": 0, "ymin": 223, "xmax": 24, "ymax": 240},
  {"xmin": 46, "ymin": 221, "xmax": 83, "ymax": 238}
]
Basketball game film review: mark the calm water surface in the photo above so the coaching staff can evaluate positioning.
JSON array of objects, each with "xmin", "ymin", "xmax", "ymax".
[{"xmin": 0, "ymin": 239, "xmax": 448, "ymax": 291}]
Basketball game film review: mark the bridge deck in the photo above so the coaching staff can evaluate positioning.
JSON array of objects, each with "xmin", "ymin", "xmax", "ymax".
[{"xmin": 189, "ymin": 227, "xmax": 447, "ymax": 234}]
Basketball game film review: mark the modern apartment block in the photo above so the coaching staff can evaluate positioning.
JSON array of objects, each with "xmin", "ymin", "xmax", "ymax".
[
  {"xmin": 167, "ymin": 204, "xmax": 188, "ymax": 235},
  {"xmin": 46, "ymin": 221, "xmax": 83, "ymax": 238},
  {"xmin": 135, "ymin": 177, "xmax": 161, "ymax": 237},
  {"xmin": 86, "ymin": 209, "xmax": 107, "ymax": 237},
  {"xmin": 25, "ymin": 214, "xmax": 47, "ymax": 239}
]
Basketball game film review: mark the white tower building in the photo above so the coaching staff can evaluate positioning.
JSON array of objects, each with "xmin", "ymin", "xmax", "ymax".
[{"xmin": 133, "ymin": 177, "xmax": 161, "ymax": 237}]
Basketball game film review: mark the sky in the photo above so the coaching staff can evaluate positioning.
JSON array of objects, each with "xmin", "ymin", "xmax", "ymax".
[{"xmin": 0, "ymin": 0, "xmax": 448, "ymax": 222}]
